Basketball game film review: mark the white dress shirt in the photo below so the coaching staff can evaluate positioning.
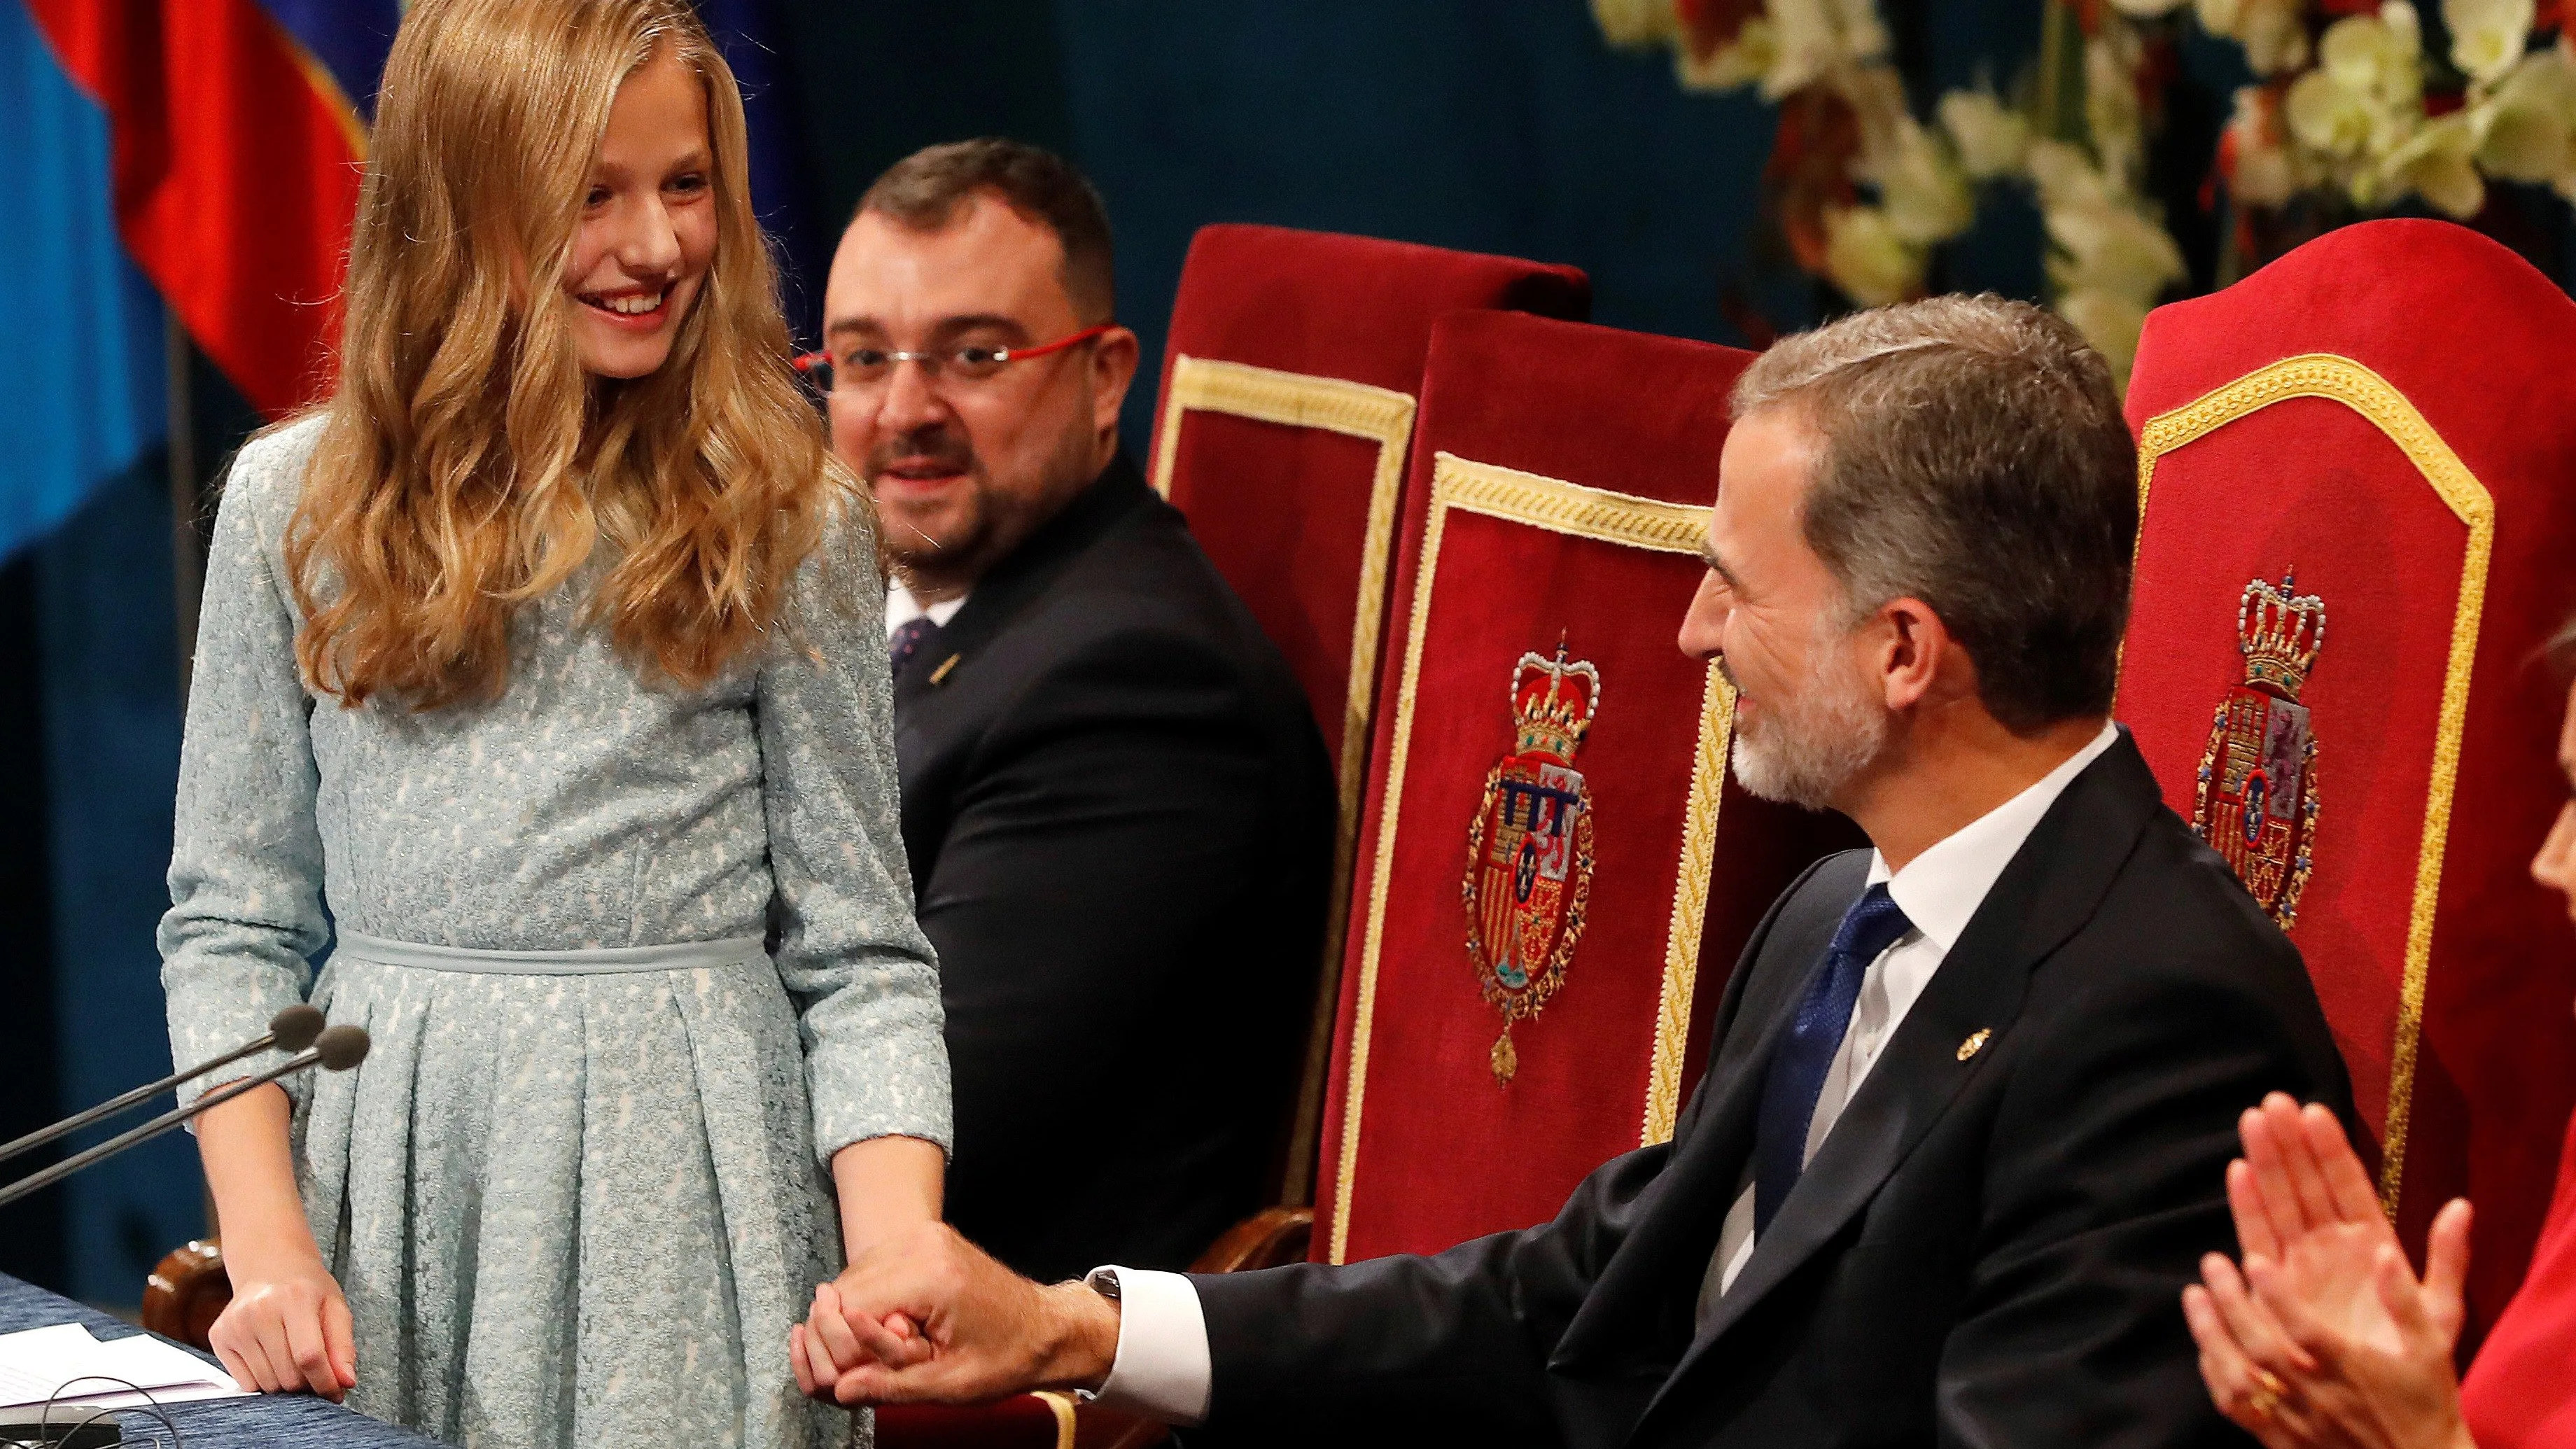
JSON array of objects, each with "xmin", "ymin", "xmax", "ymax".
[
  {"xmin": 884, "ymin": 581, "xmax": 967, "ymax": 639},
  {"xmin": 1093, "ymin": 722, "xmax": 2122, "ymax": 1425}
]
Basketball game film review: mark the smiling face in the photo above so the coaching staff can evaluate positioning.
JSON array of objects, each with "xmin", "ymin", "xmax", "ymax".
[
  {"xmin": 1678, "ymin": 407, "xmax": 1891, "ymax": 811},
  {"xmin": 561, "ymin": 45, "xmax": 715, "ymax": 380},
  {"xmin": 819, "ymin": 191, "xmax": 1135, "ymax": 594}
]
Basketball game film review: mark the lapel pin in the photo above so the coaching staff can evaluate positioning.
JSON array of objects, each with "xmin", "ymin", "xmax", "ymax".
[
  {"xmin": 1956, "ymin": 1028, "xmax": 1991, "ymax": 1062},
  {"xmin": 929, "ymin": 654, "xmax": 961, "ymax": 686}
]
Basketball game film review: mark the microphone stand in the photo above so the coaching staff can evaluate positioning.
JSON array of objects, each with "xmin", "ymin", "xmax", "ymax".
[
  {"xmin": 0, "ymin": 1005, "xmax": 326, "ymax": 1167},
  {"xmin": 0, "ymin": 1026, "xmax": 368, "ymax": 1211}
]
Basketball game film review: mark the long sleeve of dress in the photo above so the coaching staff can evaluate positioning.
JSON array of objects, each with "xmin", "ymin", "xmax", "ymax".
[
  {"xmin": 757, "ymin": 507, "xmax": 953, "ymax": 1163},
  {"xmin": 159, "ymin": 429, "xmax": 332, "ymax": 1110}
]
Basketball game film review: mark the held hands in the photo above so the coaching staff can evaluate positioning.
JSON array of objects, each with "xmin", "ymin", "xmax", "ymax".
[
  {"xmin": 2180, "ymin": 1093, "xmax": 2476, "ymax": 1449},
  {"xmin": 206, "ymin": 1246, "xmax": 357, "ymax": 1401},
  {"xmin": 791, "ymin": 1222, "xmax": 1119, "ymax": 1408}
]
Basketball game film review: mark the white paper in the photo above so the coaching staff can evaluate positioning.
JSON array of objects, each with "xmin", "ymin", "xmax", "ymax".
[{"xmin": 0, "ymin": 1320, "xmax": 244, "ymax": 1410}]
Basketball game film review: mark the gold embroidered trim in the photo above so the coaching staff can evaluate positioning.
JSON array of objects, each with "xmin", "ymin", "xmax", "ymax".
[
  {"xmin": 1329, "ymin": 451, "xmax": 1719, "ymax": 1263},
  {"xmin": 1029, "ymin": 1391, "xmax": 1077, "ymax": 1449},
  {"xmin": 1644, "ymin": 664, "xmax": 1734, "ymax": 1147},
  {"xmin": 1150, "ymin": 355, "xmax": 1422, "ymax": 1205},
  {"xmin": 2135, "ymin": 353, "xmax": 2494, "ymax": 1218}
]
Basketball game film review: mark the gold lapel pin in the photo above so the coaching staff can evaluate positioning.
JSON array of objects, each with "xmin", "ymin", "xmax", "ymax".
[
  {"xmin": 928, "ymin": 654, "xmax": 961, "ymax": 686},
  {"xmin": 1956, "ymin": 1028, "xmax": 1991, "ymax": 1062}
]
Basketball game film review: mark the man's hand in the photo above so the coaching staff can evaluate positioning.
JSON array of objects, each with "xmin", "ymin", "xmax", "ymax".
[{"xmin": 790, "ymin": 1221, "xmax": 1121, "ymax": 1408}]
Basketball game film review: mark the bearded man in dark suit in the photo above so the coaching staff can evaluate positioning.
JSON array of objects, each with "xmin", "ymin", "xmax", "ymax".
[
  {"xmin": 803, "ymin": 139, "xmax": 1331, "ymax": 1292},
  {"xmin": 793, "ymin": 294, "xmax": 2351, "ymax": 1449}
]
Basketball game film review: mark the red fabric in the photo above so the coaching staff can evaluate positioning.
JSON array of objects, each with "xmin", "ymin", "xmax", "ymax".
[
  {"xmin": 1152, "ymin": 225, "xmax": 1590, "ymax": 764},
  {"xmin": 2118, "ymin": 219, "xmax": 2576, "ymax": 1344},
  {"xmin": 2464, "ymin": 1105, "xmax": 2576, "ymax": 1448},
  {"xmin": 875, "ymin": 1399, "xmax": 1063, "ymax": 1449},
  {"xmin": 27, "ymin": 0, "xmax": 361, "ymax": 418},
  {"xmin": 1313, "ymin": 310, "xmax": 1855, "ymax": 1264}
]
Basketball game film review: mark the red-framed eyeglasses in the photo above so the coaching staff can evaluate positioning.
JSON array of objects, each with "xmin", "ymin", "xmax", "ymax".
[{"xmin": 794, "ymin": 323, "xmax": 1119, "ymax": 394}]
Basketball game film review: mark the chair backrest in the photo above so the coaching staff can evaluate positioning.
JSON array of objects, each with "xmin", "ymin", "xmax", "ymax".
[
  {"xmin": 1149, "ymin": 224, "xmax": 1590, "ymax": 1200},
  {"xmin": 1312, "ymin": 309, "xmax": 1851, "ymax": 1266},
  {"xmin": 2115, "ymin": 218, "xmax": 2576, "ymax": 1342}
]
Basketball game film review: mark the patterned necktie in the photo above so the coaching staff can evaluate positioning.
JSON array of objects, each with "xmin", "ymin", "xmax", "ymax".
[
  {"xmin": 1752, "ymin": 883, "xmax": 1914, "ymax": 1233},
  {"xmin": 888, "ymin": 616, "xmax": 941, "ymax": 673}
]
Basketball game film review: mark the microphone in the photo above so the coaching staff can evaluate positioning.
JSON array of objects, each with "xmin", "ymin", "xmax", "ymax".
[
  {"xmin": 0, "ymin": 1026, "xmax": 369, "ymax": 1211},
  {"xmin": 0, "ymin": 1005, "xmax": 327, "ymax": 1167}
]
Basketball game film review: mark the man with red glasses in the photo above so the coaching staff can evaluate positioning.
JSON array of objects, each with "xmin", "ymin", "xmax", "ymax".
[{"xmin": 807, "ymin": 139, "xmax": 1332, "ymax": 1292}]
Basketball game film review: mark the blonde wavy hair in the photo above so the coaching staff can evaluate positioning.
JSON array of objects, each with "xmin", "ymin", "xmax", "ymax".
[{"xmin": 286, "ymin": 0, "xmax": 857, "ymax": 710}]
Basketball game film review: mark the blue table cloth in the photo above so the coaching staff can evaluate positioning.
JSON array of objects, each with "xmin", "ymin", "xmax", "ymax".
[{"xmin": 0, "ymin": 1273, "xmax": 441, "ymax": 1447}]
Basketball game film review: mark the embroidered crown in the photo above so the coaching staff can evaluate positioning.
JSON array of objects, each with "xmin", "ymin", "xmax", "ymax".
[
  {"xmin": 2237, "ymin": 570, "xmax": 2327, "ymax": 696},
  {"xmin": 1511, "ymin": 639, "xmax": 1602, "ymax": 758}
]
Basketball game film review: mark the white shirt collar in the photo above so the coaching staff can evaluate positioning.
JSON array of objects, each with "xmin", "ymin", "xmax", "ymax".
[
  {"xmin": 885, "ymin": 580, "xmax": 968, "ymax": 639},
  {"xmin": 1865, "ymin": 722, "xmax": 2121, "ymax": 952}
]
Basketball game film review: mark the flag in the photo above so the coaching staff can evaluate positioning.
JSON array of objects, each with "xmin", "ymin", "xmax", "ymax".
[{"xmin": 22, "ymin": 0, "xmax": 396, "ymax": 422}]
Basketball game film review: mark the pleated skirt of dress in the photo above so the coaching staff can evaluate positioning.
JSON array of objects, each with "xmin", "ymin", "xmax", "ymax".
[{"xmin": 295, "ymin": 936, "xmax": 862, "ymax": 1449}]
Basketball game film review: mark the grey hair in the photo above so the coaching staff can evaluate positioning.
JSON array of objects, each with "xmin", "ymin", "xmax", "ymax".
[{"xmin": 1730, "ymin": 294, "xmax": 2138, "ymax": 733}]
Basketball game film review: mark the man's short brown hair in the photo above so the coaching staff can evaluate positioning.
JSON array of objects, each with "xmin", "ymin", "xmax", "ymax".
[
  {"xmin": 1732, "ymin": 295, "xmax": 2139, "ymax": 733},
  {"xmin": 857, "ymin": 138, "xmax": 1115, "ymax": 323}
]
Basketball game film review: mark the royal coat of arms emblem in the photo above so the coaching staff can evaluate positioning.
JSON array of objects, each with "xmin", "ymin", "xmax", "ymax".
[
  {"xmin": 1462, "ymin": 639, "xmax": 1600, "ymax": 1086},
  {"xmin": 2192, "ymin": 570, "xmax": 2327, "ymax": 930}
]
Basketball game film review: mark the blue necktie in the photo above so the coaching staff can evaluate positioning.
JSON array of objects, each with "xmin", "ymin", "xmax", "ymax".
[
  {"xmin": 1753, "ymin": 883, "xmax": 1914, "ymax": 1233},
  {"xmin": 888, "ymin": 617, "xmax": 941, "ymax": 673}
]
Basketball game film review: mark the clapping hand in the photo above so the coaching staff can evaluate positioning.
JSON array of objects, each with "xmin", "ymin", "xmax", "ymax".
[
  {"xmin": 791, "ymin": 1222, "xmax": 1121, "ymax": 1408},
  {"xmin": 2180, "ymin": 1093, "xmax": 2476, "ymax": 1449}
]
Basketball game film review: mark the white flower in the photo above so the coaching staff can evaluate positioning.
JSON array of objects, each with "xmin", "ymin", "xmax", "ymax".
[
  {"xmin": 2026, "ymin": 138, "xmax": 2116, "ymax": 211},
  {"xmin": 2237, "ymin": 0, "xmax": 2316, "ymax": 75},
  {"xmin": 2056, "ymin": 288, "xmax": 2152, "ymax": 388},
  {"xmin": 2284, "ymin": 69, "xmax": 2379, "ymax": 158},
  {"xmin": 2318, "ymin": 12, "xmax": 2418, "ymax": 103},
  {"xmin": 2471, "ymin": 48, "xmax": 2576, "ymax": 180},
  {"xmin": 2047, "ymin": 197, "xmax": 2187, "ymax": 303},
  {"xmin": 2444, "ymin": 0, "xmax": 2534, "ymax": 85},
  {"xmin": 1938, "ymin": 88, "xmax": 2032, "ymax": 178},
  {"xmin": 1870, "ymin": 118, "xmax": 1977, "ymax": 243},
  {"xmin": 1821, "ymin": 206, "xmax": 1924, "ymax": 306},
  {"xmin": 2224, "ymin": 86, "xmax": 2301, "ymax": 206},
  {"xmin": 1675, "ymin": 22, "xmax": 1778, "ymax": 90},
  {"xmin": 1593, "ymin": 0, "xmax": 1684, "ymax": 46},
  {"xmin": 2381, "ymin": 110, "xmax": 2486, "ymax": 214},
  {"xmin": 1763, "ymin": 0, "xmax": 1884, "ymax": 97},
  {"xmin": 2087, "ymin": 26, "xmax": 2148, "ymax": 192}
]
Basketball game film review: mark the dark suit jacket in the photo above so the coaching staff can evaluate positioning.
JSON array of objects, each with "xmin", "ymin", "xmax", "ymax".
[
  {"xmin": 893, "ymin": 454, "xmax": 1333, "ymax": 1285},
  {"xmin": 1189, "ymin": 731, "xmax": 2351, "ymax": 1448}
]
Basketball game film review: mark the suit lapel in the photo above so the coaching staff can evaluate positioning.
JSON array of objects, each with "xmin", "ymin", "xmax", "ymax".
[
  {"xmin": 1550, "ymin": 853, "xmax": 1866, "ymax": 1370},
  {"xmin": 1627, "ymin": 732, "xmax": 2166, "ymax": 1434}
]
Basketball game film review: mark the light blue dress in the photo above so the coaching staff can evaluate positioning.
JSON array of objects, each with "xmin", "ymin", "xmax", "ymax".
[{"xmin": 158, "ymin": 416, "xmax": 951, "ymax": 1449}]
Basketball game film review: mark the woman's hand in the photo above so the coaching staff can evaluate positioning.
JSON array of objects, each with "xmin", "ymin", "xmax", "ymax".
[
  {"xmin": 208, "ymin": 1245, "xmax": 356, "ymax": 1400},
  {"xmin": 2180, "ymin": 1093, "xmax": 2477, "ymax": 1449},
  {"xmin": 797, "ymin": 1133, "xmax": 946, "ymax": 1400},
  {"xmin": 192, "ymin": 1082, "xmax": 356, "ymax": 1399}
]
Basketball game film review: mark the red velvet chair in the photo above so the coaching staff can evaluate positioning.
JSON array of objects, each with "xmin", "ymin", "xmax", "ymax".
[
  {"xmin": 2115, "ymin": 218, "xmax": 2576, "ymax": 1345},
  {"xmin": 1311, "ymin": 309, "xmax": 1854, "ymax": 1265},
  {"xmin": 1149, "ymin": 227, "xmax": 1592, "ymax": 1199}
]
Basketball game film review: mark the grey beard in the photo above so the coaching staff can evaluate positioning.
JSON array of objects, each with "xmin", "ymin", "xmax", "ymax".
[{"xmin": 1728, "ymin": 653, "xmax": 1888, "ymax": 811}]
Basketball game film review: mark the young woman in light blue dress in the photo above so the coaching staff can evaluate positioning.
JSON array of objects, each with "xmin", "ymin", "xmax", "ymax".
[{"xmin": 158, "ymin": 3, "xmax": 949, "ymax": 1445}]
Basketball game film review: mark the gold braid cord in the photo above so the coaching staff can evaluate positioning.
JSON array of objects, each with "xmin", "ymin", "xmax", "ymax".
[
  {"xmin": 1330, "ymin": 452, "xmax": 1726, "ymax": 1264},
  {"xmin": 2136, "ymin": 353, "xmax": 2494, "ymax": 1218},
  {"xmin": 1149, "ymin": 354, "xmax": 1421, "ymax": 1204}
]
